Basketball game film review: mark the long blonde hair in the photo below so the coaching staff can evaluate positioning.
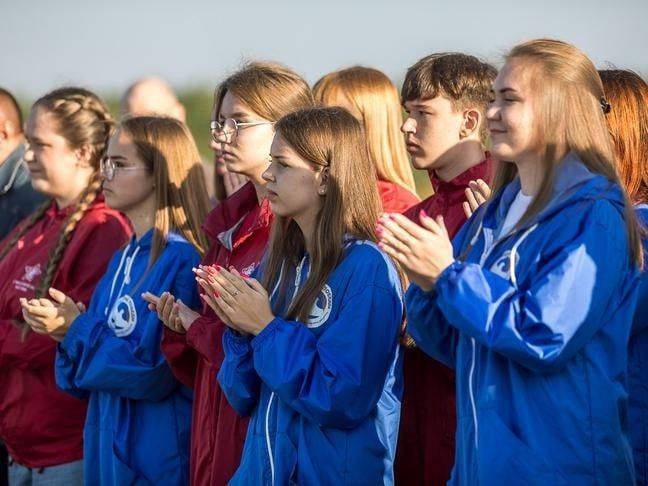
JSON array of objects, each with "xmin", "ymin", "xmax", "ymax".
[
  {"xmin": 491, "ymin": 39, "xmax": 642, "ymax": 265},
  {"xmin": 0, "ymin": 87, "xmax": 114, "ymax": 298},
  {"xmin": 314, "ymin": 67, "xmax": 417, "ymax": 194},
  {"xmin": 262, "ymin": 107, "xmax": 381, "ymax": 322},
  {"xmin": 119, "ymin": 116, "xmax": 210, "ymax": 264}
]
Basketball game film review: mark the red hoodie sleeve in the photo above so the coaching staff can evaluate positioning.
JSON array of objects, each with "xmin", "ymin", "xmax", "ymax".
[
  {"xmin": 161, "ymin": 327, "xmax": 198, "ymax": 389},
  {"xmin": 185, "ymin": 314, "xmax": 226, "ymax": 365},
  {"xmin": 1, "ymin": 209, "xmax": 130, "ymax": 370}
]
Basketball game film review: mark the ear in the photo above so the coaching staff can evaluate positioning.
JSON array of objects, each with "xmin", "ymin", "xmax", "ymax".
[
  {"xmin": 460, "ymin": 108, "xmax": 481, "ymax": 140},
  {"xmin": 74, "ymin": 144, "xmax": 94, "ymax": 167},
  {"xmin": 317, "ymin": 167, "xmax": 330, "ymax": 196}
]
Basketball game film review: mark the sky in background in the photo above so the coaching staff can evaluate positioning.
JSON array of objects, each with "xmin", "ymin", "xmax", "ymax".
[{"xmin": 1, "ymin": 0, "xmax": 647, "ymax": 99}]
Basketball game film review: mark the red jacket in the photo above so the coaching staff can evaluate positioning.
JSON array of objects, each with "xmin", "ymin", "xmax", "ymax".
[
  {"xmin": 378, "ymin": 179, "xmax": 420, "ymax": 214},
  {"xmin": 0, "ymin": 197, "xmax": 131, "ymax": 468},
  {"xmin": 396, "ymin": 157, "xmax": 492, "ymax": 485},
  {"xmin": 161, "ymin": 182, "xmax": 272, "ymax": 486}
]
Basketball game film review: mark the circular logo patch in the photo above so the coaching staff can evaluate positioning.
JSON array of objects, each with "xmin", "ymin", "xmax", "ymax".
[
  {"xmin": 307, "ymin": 284, "xmax": 333, "ymax": 329},
  {"xmin": 108, "ymin": 295, "xmax": 138, "ymax": 337}
]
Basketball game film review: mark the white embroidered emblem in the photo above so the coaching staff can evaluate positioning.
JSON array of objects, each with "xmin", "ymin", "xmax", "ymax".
[
  {"xmin": 306, "ymin": 284, "xmax": 333, "ymax": 329},
  {"xmin": 108, "ymin": 295, "xmax": 138, "ymax": 337}
]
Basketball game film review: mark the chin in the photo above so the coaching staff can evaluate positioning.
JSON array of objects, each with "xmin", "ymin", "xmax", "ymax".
[{"xmin": 30, "ymin": 179, "xmax": 52, "ymax": 196}]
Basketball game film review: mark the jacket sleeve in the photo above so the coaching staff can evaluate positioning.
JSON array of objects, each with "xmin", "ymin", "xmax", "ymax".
[
  {"xmin": 160, "ymin": 327, "xmax": 198, "ymax": 389},
  {"xmin": 217, "ymin": 329, "xmax": 261, "ymax": 417},
  {"xmin": 435, "ymin": 200, "xmax": 638, "ymax": 373},
  {"xmin": 56, "ymin": 250, "xmax": 201, "ymax": 401},
  {"xmin": 250, "ymin": 284, "xmax": 403, "ymax": 429},
  {"xmin": 404, "ymin": 210, "xmax": 480, "ymax": 368},
  {"xmin": 406, "ymin": 285, "xmax": 458, "ymax": 369}
]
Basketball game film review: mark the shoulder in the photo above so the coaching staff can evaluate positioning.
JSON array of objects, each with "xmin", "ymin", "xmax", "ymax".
[
  {"xmin": 163, "ymin": 233, "xmax": 202, "ymax": 264},
  {"xmin": 339, "ymin": 239, "xmax": 402, "ymax": 292}
]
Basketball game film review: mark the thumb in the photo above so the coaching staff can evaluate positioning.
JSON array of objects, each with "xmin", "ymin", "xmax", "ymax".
[{"xmin": 48, "ymin": 287, "xmax": 70, "ymax": 305}]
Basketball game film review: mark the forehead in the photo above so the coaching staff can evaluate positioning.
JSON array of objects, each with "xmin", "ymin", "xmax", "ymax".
[
  {"xmin": 494, "ymin": 59, "xmax": 534, "ymax": 90},
  {"xmin": 106, "ymin": 129, "xmax": 139, "ymax": 159},
  {"xmin": 219, "ymin": 91, "xmax": 257, "ymax": 118},
  {"xmin": 403, "ymin": 95, "xmax": 456, "ymax": 112},
  {"xmin": 26, "ymin": 107, "xmax": 61, "ymax": 139}
]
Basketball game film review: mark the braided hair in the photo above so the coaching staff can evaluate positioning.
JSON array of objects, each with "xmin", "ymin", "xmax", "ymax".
[{"xmin": 0, "ymin": 88, "xmax": 114, "ymax": 337}]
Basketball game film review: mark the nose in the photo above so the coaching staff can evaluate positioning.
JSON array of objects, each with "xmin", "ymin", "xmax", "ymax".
[
  {"xmin": 262, "ymin": 164, "xmax": 275, "ymax": 183},
  {"xmin": 24, "ymin": 145, "xmax": 34, "ymax": 162},
  {"xmin": 486, "ymin": 102, "xmax": 500, "ymax": 122},
  {"xmin": 209, "ymin": 139, "xmax": 222, "ymax": 152},
  {"xmin": 401, "ymin": 117, "xmax": 416, "ymax": 134}
]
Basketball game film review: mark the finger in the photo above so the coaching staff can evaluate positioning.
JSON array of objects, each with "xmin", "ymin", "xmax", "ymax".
[
  {"xmin": 196, "ymin": 276, "xmax": 220, "ymax": 298},
  {"xmin": 377, "ymin": 216, "xmax": 418, "ymax": 247},
  {"xmin": 218, "ymin": 268, "xmax": 249, "ymax": 294},
  {"xmin": 465, "ymin": 187, "xmax": 479, "ymax": 211},
  {"xmin": 417, "ymin": 211, "xmax": 445, "ymax": 235},
  {"xmin": 141, "ymin": 292, "xmax": 160, "ymax": 306},
  {"xmin": 212, "ymin": 272, "xmax": 243, "ymax": 300},
  {"xmin": 463, "ymin": 201, "xmax": 473, "ymax": 219},
  {"xmin": 436, "ymin": 215, "xmax": 450, "ymax": 240},
  {"xmin": 201, "ymin": 293, "xmax": 229, "ymax": 323},
  {"xmin": 76, "ymin": 302, "xmax": 87, "ymax": 313},
  {"xmin": 160, "ymin": 293, "xmax": 176, "ymax": 322},
  {"xmin": 380, "ymin": 213, "xmax": 430, "ymax": 241},
  {"xmin": 245, "ymin": 277, "xmax": 267, "ymax": 295},
  {"xmin": 48, "ymin": 288, "xmax": 68, "ymax": 305},
  {"xmin": 378, "ymin": 241, "xmax": 411, "ymax": 268},
  {"xmin": 379, "ymin": 230, "xmax": 412, "ymax": 256},
  {"xmin": 475, "ymin": 179, "xmax": 492, "ymax": 198},
  {"xmin": 22, "ymin": 304, "xmax": 58, "ymax": 319}
]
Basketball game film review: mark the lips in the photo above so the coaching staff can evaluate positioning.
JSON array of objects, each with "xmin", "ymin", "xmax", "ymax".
[{"xmin": 406, "ymin": 143, "xmax": 422, "ymax": 155}]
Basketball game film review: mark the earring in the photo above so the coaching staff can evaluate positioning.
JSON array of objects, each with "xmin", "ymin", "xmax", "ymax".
[{"xmin": 318, "ymin": 188, "xmax": 326, "ymax": 195}]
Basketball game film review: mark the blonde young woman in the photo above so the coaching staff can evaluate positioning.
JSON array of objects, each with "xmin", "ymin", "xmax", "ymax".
[
  {"xmin": 0, "ymin": 87, "xmax": 131, "ymax": 484},
  {"xmin": 314, "ymin": 66, "xmax": 420, "ymax": 213},
  {"xmin": 379, "ymin": 39, "xmax": 642, "ymax": 483},
  {"xmin": 22, "ymin": 116, "xmax": 210, "ymax": 484}
]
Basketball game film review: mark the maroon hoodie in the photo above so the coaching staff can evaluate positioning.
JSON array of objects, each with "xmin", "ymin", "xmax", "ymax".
[
  {"xmin": 395, "ymin": 157, "xmax": 492, "ymax": 485},
  {"xmin": 0, "ymin": 196, "xmax": 131, "ymax": 467},
  {"xmin": 161, "ymin": 182, "xmax": 272, "ymax": 486}
]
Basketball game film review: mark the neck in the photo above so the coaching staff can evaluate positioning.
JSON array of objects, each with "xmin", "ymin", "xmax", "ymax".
[
  {"xmin": 0, "ymin": 136, "xmax": 23, "ymax": 167},
  {"xmin": 295, "ymin": 213, "xmax": 318, "ymax": 256},
  {"xmin": 514, "ymin": 156, "xmax": 543, "ymax": 196},
  {"xmin": 125, "ymin": 195, "xmax": 156, "ymax": 240},
  {"xmin": 434, "ymin": 139, "xmax": 485, "ymax": 182}
]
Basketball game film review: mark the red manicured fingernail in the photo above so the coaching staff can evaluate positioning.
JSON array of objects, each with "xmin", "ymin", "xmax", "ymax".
[
  {"xmin": 376, "ymin": 226, "xmax": 384, "ymax": 235},
  {"xmin": 214, "ymin": 291, "xmax": 220, "ymax": 298},
  {"xmin": 419, "ymin": 209, "xmax": 427, "ymax": 218},
  {"xmin": 215, "ymin": 265, "xmax": 222, "ymax": 271}
]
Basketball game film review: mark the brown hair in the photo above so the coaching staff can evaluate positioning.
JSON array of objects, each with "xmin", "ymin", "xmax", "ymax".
[
  {"xmin": 314, "ymin": 66, "xmax": 417, "ymax": 195},
  {"xmin": 0, "ymin": 87, "xmax": 23, "ymax": 131},
  {"xmin": 213, "ymin": 61, "xmax": 314, "ymax": 124},
  {"xmin": 491, "ymin": 39, "xmax": 642, "ymax": 265},
  {"xmin": 599, "ymin": 69, "xmax": 648, "ymax": 204},
  {"xmin": 119, "ymin": 116, "xmax": 210, "ymax": 265},
  {"xmin": 0, "ymin": 87, "xmax": 114, "ymax": 298},
  {"xmin": 401, "ymin": 53, "xmax": 497, "ymax": 141},
  {"xmin": 262, "ymin": 107, "xmax": 381, "ymax": 322}
]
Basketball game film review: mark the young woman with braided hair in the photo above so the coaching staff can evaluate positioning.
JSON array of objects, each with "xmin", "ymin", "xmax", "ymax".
[{"xmin": 0, "ymin": 87, "xmax": 131, "ymax": 484}]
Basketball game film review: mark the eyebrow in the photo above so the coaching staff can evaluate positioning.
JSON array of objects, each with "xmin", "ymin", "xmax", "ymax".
[
  {"xmin": 108, "ymin": 154, "xmax": 127, "ymax": 161},
  {"xmin": 221, "ymin": 111, "xmax": 250, "ymax": 119},
  {"xmin": 270, "ymin": 154, "xmax": 288, "ymax": 161},
  {"xmin": 495, "ymin": 87, "xmax": 518, "ymax": 94}
]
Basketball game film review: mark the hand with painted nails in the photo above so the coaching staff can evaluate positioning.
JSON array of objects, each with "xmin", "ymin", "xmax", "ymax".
[
  {"xmin": 463, "ymin": 178, "xmax": 491, "ymax": 218},
  {"xmin": 142, "ymin": 291, "xmax": 199, "ymax": 334},
  {"xmin": 376, "ymin": 212, "xmax": 455, "ymax": 292},
  {"xmin": 194, "ymin": 265, "xmax": 273, "ymax": 336},
  {"xmin": 20, "ymin": 288, "xmax": 86, "ymax": 341}
]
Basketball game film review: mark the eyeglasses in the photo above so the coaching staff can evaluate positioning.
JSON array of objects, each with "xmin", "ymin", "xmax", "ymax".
[
  {"xmin": 210, "ymin": 118, "xmax": 273, "ymax": 143},
  {"xmin": 100, "ymin": 156, "xmax": 149, "ymax": 182}
]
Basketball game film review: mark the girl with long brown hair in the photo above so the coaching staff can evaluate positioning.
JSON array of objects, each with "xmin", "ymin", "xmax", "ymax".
[
  {"xmin": 314, "ymin": 66, "xmax": 420, "ymax": 213},
  {"xmin": 379, "ymin": 39, "xmax": 642, "ymax": 483},
  {"xmin": 600, "ymin": 68, "xmax": 648, "ymax": 485},
  {"xmin": 192, "ymin": 107, "xmax": 404, "ymax": 484},
  {"xmin": 22, "ymin": 116, "xmax": 210, "ymax": 484},
  {"xmin": 0, "ymin": 87, "xmax": 131, "ymax": 484},
  {"xmin": 145, "ymin": 62, "xmax": 314, "ymax": 485}
]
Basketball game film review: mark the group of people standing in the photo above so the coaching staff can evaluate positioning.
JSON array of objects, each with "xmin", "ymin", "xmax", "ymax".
[{"xmin": 0, "ymin": 37, "xmax": 646, "ymax": 485}]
